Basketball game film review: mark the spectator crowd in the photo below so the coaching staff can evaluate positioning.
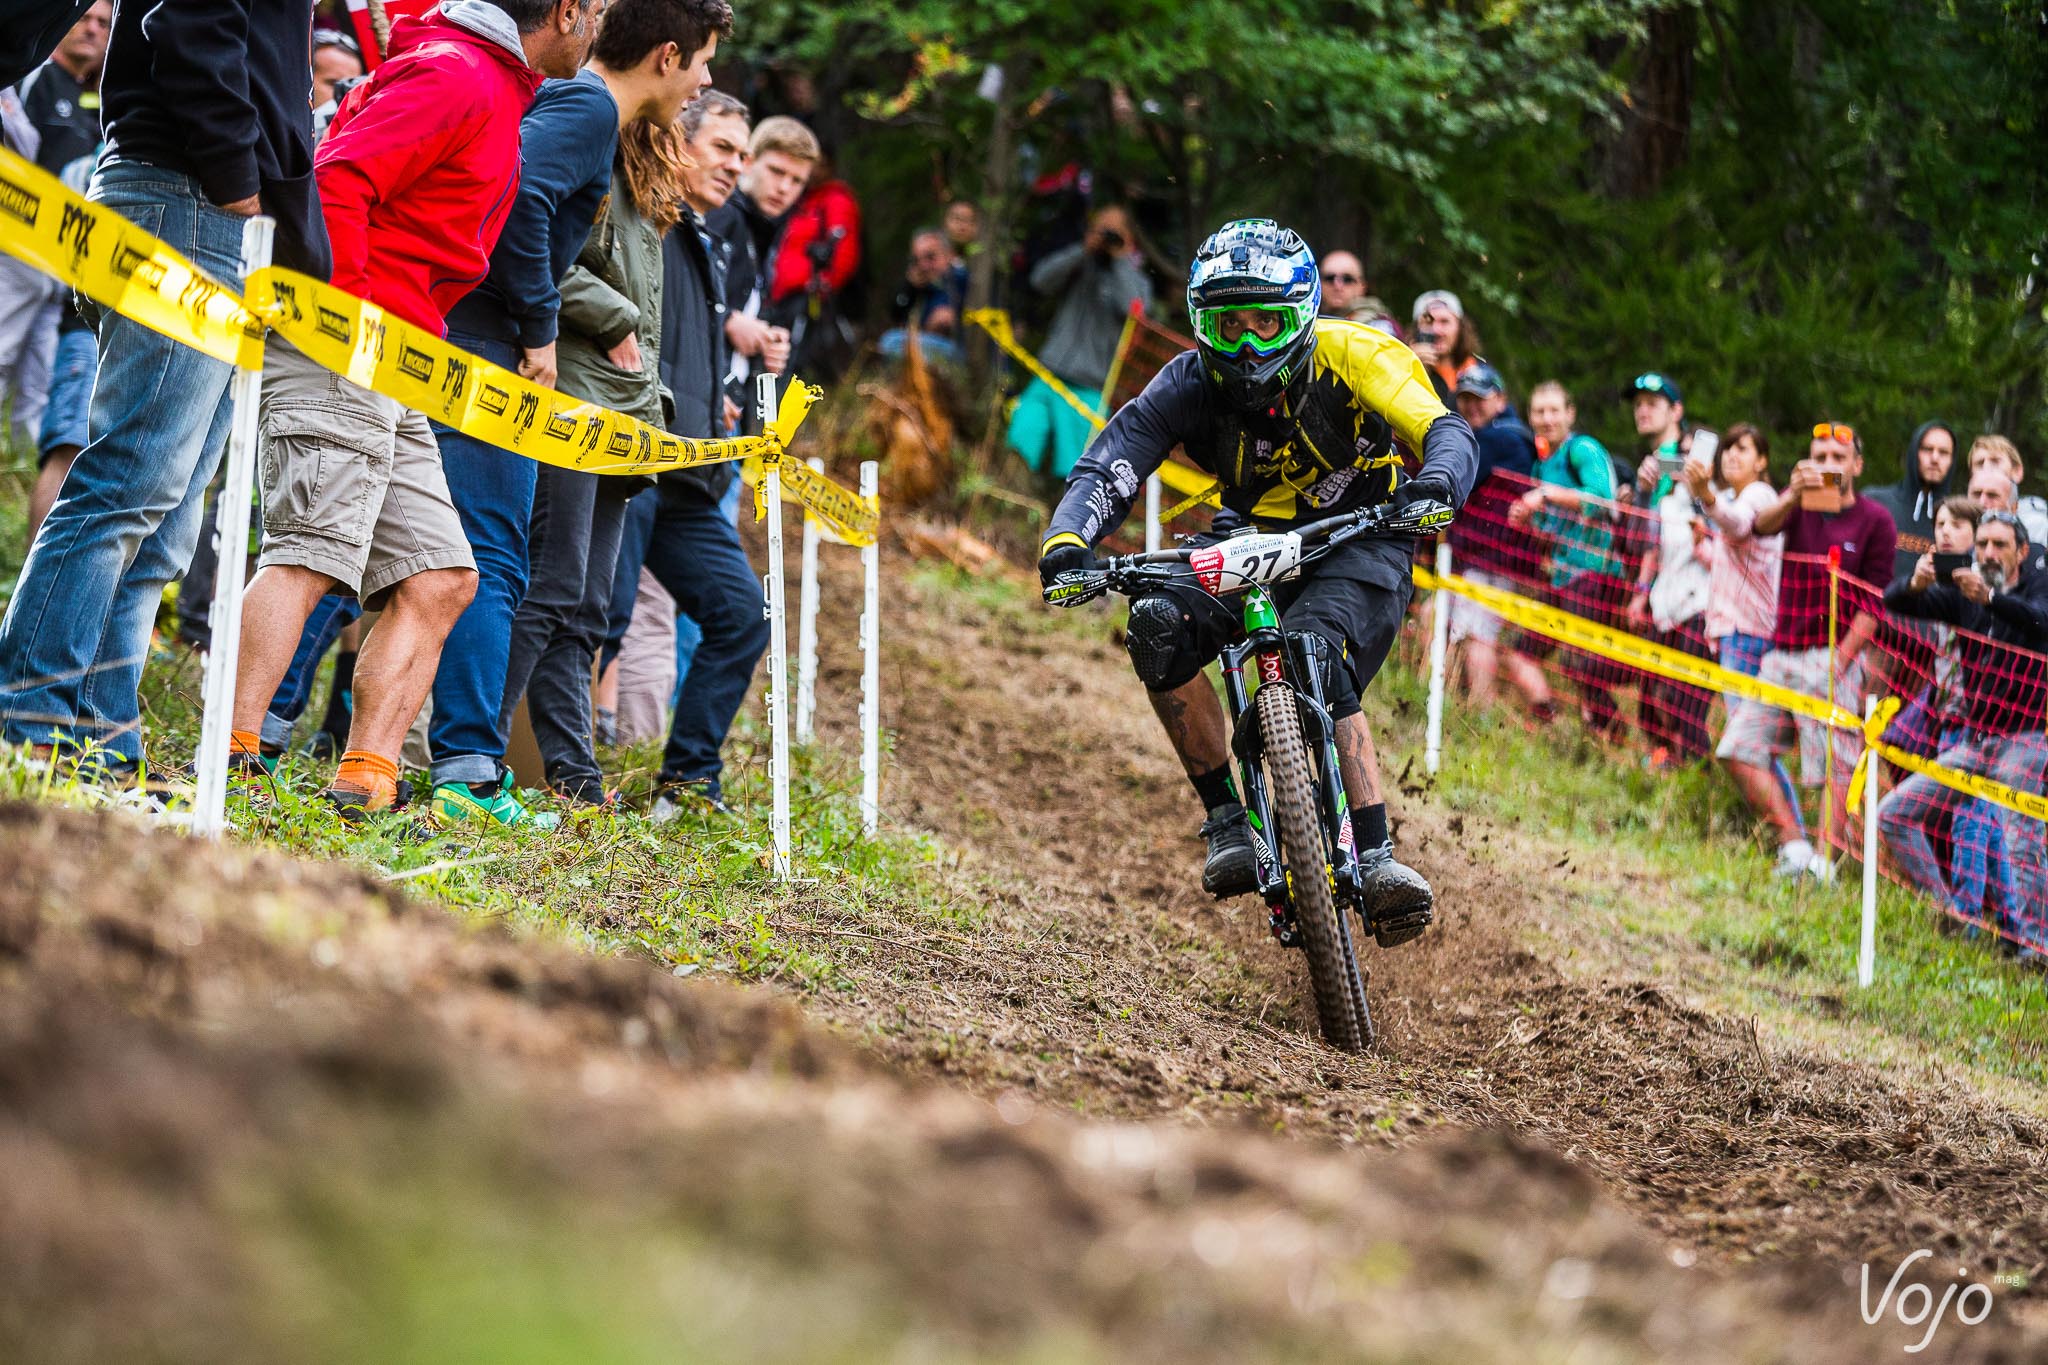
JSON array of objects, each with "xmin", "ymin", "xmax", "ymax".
[
  {"xmin": 1, "ymin": 0, "xmax": 2043, "ymax": 968},
  {"xmin": 0, "ymin": 0, "xmax": 870, "ymax": 832}
]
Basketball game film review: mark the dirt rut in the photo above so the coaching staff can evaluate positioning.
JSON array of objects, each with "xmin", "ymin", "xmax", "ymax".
[{"xmin": 792, "ymin": 551, "xmax": 2048, "ymax": 1326}]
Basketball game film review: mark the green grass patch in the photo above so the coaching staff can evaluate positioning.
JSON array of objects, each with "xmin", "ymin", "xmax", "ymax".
[{"xmin": 0, "ymin": 620, "xmax": 963, "ymax": 996}]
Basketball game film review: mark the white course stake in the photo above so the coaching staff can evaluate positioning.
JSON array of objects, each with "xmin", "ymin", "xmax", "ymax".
[
  {"xmin": 1859, "ymin": 695, "xmax": 1880, "ymax": 988},
  {"xmin": 759, "ymin": 374, "xmax": 791, "ymax": 880},
  {"xmin": 192, "ymin": 215, "xmax": 275, "ymax": 838},
  {"xmin": 795, "ymin": 457, "xmax": 823, "ymax": 743},
  {"xmin": 1424, "ymin": 538, "xmax": 1452, "ymax": 776},
  {"xmin": 859, "ymin": 460, "xmax": 880, "ymax": 836},
  {"xmin": 1144, "ymin": 473, "xmax": 1162, "ymax": 553}
]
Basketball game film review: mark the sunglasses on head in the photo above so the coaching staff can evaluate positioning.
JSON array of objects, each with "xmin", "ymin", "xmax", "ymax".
[
  {"xmin": 1811, "ymin": 422, "xmax": 1857, "ymax": 445},
  {"xmin": 1982, "ymin": 510, "xmax": 2024, "ymax": 532}
]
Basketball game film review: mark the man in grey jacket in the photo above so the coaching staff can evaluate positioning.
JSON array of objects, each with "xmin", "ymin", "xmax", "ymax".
[{"xmin": 1005, "ymin": 205, "xmax": 1152, "ymax": 479}]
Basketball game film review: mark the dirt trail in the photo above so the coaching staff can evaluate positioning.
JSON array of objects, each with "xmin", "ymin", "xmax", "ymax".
[
  {"xmin": 4, "ymin": 547, "xmax": 2046, "ymax": 1358},
  {"xmin": 796, "ymin": 550, "xmax": 2048, "ymax": 1321},
  {"xmin": 7, "ymin": 801, "xmax": 2006, "ymax": 1363}
]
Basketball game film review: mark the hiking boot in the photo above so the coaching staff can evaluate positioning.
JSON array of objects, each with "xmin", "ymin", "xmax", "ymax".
[
  {"xmin": 1199, "ymin": 804, "xmax": 1257, "ymax": 898},
  {"xmin": 1358, "ymin": 839, "xmax": 1434, "ymax": 948},
  {"xmin": 650, "ymin": 781, "xmax": 734, "ymax": 825},
  {"xmin": 431, "ymin": 780, "xmax": 561, "ymax": 831}
]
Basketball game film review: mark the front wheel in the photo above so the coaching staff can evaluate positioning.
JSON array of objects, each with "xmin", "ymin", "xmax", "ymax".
[{"xmin": 1255, "ymin": 682, "xmax": 1374, "ymax": 1052}]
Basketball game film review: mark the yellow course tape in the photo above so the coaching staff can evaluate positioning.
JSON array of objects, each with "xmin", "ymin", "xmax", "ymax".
[
  {"xmin": 965, "ymin": 306, "xmax": 1223, "ymax": 515},
  {"xmin": 1414, "ymin": 565, "xmax": 1857, "ymax": 727},
  {"xmin": 0, "ymin": 147, "xmax": 264, "ymax": 368},
  {"xmin": 1844, "ymin": 698, "xmax": 2048, "ymax": 824},
  {"xmin": 0, "ymin": 146, "xmax": 874, "ymax": 529},
  {"xmin": 248, "ymin": 267, "xmax": 778, "ymax": 476},
  {"xmin": 1417, "ymin": 564, "xmax": 2048, "ymax": 828}
]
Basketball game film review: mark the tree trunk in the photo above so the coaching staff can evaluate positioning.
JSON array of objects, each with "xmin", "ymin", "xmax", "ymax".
[
  {"xmin": 966, "ymin": 59, "xmax": 1021, "ymax": 378},
  {"xmin": 1600, "ymin": 5, "xmax": 1698, "ymax": 199}
]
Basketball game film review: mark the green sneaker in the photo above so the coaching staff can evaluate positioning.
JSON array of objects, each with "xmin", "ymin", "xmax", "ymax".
[{"xmin": 430, "ymin": 780, "xmax": 561, "ymax": 831}]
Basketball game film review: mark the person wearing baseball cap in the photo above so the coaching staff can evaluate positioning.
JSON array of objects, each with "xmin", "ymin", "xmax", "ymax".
[
  {"xmin": 1629, "ymin": 371, "xmax": 1686, "ymax": 500},
  {"xmin": 1445, "ymin": 360, "xmax": 1536, "ymax": 707}
]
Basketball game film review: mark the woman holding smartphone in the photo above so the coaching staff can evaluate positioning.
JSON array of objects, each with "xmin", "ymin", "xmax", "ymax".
[
  {"xmin": 1688, "ymin": 424, "xmax": 1803, "ymax": 830},
  {"xmin": 1686, "ymin": 423, "xmax": 1783, "ymax": 678}
]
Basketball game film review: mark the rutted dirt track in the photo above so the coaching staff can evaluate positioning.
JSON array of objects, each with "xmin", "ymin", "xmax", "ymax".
[{"xmin": 3, "ymin": 549, "xmax": 2046, "ymax": 1359}]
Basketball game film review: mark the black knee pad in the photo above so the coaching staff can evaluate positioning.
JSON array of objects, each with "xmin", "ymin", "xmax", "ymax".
[
  {"xmin": 1302, "ymin": 630, "xmax": 1363, "ymax": 718},
  {"xmin": 1126, "ymin": 593, "xmax": 1204, "ymax": 692}
]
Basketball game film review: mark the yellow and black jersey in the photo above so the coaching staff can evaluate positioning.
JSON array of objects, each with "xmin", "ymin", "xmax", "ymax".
[{"xmin": 1045, "ymin": 319, "xmax": 1478, "ymax": 574}]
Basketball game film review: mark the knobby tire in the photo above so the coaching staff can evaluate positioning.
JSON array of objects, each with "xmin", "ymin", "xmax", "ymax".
[{"xmin": 1255, "ymin": 682, "xmax": 1372, "ymax": 1053}]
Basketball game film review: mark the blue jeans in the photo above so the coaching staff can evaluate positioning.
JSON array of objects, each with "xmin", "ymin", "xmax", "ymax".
[
  {"xmin": 1949, "ymin": 798, "xmax": 2019, "ymax": 930},
  {"xmin": 428, "ymin": 334, "xmax": 535, "ymax": 786},
  {"xmin": 261, "ymin": 593, "xmax": 363, "ymax": 748},
  {"xmin": 599, "ymin": 477, "xmax": 741, "ymax": 689},
  {"xmin": 603, "ymin": 485, "xmax": 656, "ymax": 673},
  {"xmin": 1879, "ymin": 732, "xmax": 2048, "ymax": 930},
  {"xmin": 0, "ymin": 163, "xmax": 245, "ymax": 763},
  {"xmin": 498, "ymin": 466, "xmax": 632, "ymax": 795},
  {"xmin": 672, "ymin": 477, "xmax": 745, "ymax": 694},
  {"xmin": 1717, "ymin": 633, "xmax": 1804, "ymax": 837},
  {"xmin": 642, "ymin": 482, "xmax": 769, "ymax": 796}
]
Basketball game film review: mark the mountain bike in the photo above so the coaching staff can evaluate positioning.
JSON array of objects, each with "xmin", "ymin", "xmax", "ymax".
[{"xmin": 1043, "ymin": 497, "xmax": 1454, "ymax": 1052}]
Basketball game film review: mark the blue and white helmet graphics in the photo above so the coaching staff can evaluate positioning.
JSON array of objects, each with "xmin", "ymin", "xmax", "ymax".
[{"xmin": 1186, "ymin": 218, "xmax": 1321, "ymax": 413}]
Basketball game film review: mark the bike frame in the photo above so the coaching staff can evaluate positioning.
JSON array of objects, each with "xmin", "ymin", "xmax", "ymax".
[{"xmin": 1218, "ymin": 583, "xmax": 1367, "ymax": 951}]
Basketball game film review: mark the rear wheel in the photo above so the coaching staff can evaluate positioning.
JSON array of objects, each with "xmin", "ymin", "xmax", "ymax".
[{"xmin": 1255, "ymin": 682, "xmax": 1373, "ymax": 1052}]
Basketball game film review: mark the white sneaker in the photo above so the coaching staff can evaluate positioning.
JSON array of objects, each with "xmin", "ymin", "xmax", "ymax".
[
  {"xmin": 1802, "ymin": 856, "xmax": 1835, "ymax": 884},
  {"xmin": 1771, "ymin": 840, "xmax": 1815, "ymax": 878},
  {"xmin": 650, "ymin": 794, "xmax": 683, "ymax": 826}
]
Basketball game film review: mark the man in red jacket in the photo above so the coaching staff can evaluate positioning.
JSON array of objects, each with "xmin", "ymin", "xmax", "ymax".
[
  {"xmin": 228, "ymin": 0, "xmax": 601, "ymax": 818},
  {"xmin": 766, "ymin": 151, "xmax": 861, "ymax": 381}
]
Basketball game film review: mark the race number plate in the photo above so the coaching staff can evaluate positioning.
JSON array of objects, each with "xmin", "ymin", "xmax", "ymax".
[{"xmin": 1187, "ymin": 533, "xmax": 1304, "ymax": 594}]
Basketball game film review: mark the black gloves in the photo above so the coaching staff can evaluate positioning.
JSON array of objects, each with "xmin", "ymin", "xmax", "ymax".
[
  {"xmin": 1038, "ymin": 538, "xmax": 1096, "ymax": 589},
  {"xmin": 1395, "ymin": 474, "xmax": 1455, "ymax": 509}
]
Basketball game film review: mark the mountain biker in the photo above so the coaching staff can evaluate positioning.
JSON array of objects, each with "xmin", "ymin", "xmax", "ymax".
[{"xmin": 1038, "ymin": 218, "xmax": 1478, "ymax": 946}]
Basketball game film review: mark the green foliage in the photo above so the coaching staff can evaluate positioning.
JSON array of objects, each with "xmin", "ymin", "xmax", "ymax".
[{"xmin": 728, "ymin": 0, "xmax": 2045, "ymax": 479}]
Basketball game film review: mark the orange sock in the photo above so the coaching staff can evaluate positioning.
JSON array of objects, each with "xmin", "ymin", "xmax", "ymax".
[
  {"xmin": 230, "ymin": 728, "xmax": 264, "ymax": 756},
  {"xmin": 333, "ymin": 749, "xmax": 401, "ymax": 812}
]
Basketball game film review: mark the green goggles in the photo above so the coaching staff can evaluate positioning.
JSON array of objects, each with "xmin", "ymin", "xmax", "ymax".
[{"xmin": 1194, "ymin": 304, "xmax": 1307, "ymax": 356}]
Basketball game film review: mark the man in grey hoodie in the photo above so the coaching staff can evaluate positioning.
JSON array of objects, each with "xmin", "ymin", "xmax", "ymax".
[{"xmin": 1005, "ymin": 205, "xmax": 1153, "ymax": 480}]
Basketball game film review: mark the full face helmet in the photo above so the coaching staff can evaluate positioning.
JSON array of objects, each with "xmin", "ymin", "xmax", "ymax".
[{"xmin": 1186, "ymin": 218, "xmax": 1320, "ymax": 413}]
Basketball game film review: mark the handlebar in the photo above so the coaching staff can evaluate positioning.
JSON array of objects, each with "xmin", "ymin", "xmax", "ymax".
[{"xmin": 1043, "ymin": 496, "xmax": 1454, "ymax": 608}]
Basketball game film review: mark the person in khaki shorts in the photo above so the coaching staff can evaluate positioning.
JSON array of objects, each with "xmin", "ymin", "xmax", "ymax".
[{"xmin": 227, "ymin": 0, "xmax": 597, "ymax": 817}]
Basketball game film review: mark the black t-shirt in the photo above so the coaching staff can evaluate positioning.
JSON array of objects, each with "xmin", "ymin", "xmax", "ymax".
[{"xmin": 21, "ymin": 61, "xmax": 97, "ymax": 174}]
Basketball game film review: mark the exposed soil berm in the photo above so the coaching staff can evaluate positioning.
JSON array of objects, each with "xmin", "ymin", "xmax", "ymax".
[{"xmin": 1, "ymin": 547, "xmax": 2043, "ymax": 1359}]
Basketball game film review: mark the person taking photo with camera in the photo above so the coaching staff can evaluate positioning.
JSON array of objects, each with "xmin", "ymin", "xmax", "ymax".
[{"xmin": 1005, "ymin": 204, "xmax": 1153, "ymax": 481}]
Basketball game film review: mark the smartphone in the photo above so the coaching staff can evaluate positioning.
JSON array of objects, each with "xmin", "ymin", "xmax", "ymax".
[
  {"xmin": 1934, "ymin": 551, "xmax": 1973, "ymax": 584},
  {"xmin": 1801, "ymin": 468, "xmax": 1844, "ymax": 513},
  {"xmin": 1657, "ymin": 451, "xmax": 1684, "ymax": 483},
  {"xmin": 1688, "ymin": 429, "xmax": 1719, "ymax": 475}
]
